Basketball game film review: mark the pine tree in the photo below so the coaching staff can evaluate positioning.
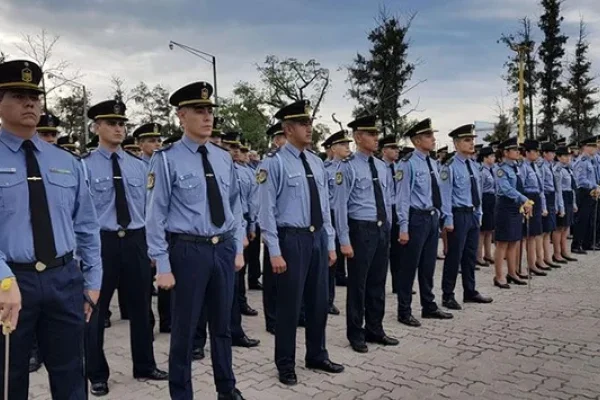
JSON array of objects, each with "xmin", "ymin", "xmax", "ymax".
[
  {"xmin": 537, "ymin": 0, "xmax": 568, "ymax": 139},
  {"xmin": 558, "ymin": 20, "xmax": 600, "ymax": 140}
]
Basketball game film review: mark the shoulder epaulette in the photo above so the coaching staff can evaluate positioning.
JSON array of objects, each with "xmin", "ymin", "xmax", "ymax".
[
  {"xmin": 80, "ymin": 151, "xmax": 92, "ymax": 159},
  {"xmin": 125, "ymin": 150, "xmax": 143, "ymax": 161},
  {"xmin": 341, "ymin": 153, "xmax": 355, "ymax": 163},
  {"xmin": 401, "ymin": 152, "xmax": 413, "ymax": 162},
  {"xmin": 306, "ymin": 148, "xmax": 317, "ymax": 155},
  {"xmin": 212, "ymin": 142, "xmax": 229, "ymax": 152},
  {"xmin": 266, "ymin": 147, "xmax": 281, "ymax": 158},
  {"xmin": 54, "ymin": 144, "xmax": 81, "ymax": 160},
  {"xmin": 445, "ymin": 156, "xmax": 454, "ymax": 166},
  {"xmin": 156, "ymin": 143, "xmax": 173, "ymax": 153}
]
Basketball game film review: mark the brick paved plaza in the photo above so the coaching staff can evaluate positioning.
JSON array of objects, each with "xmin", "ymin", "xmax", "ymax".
[{"xmin": 30, "ymin": 250, "xmax": 600, "ymax": 399}]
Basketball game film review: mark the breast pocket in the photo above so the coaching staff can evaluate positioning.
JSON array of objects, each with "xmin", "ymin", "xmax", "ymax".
[
  {"xmin": 46, "ymin": 172, "xmax": 77, "ymax": 209},
  {"xmin": 92, "ymin": 176, "xmax": 113, "ymax": 207},
  {"xmin": 126, "ymin": 177, "xmax": 145, "ymax": 201},
  {"xmin": 355, "ymin": 176, "xmax": 372, "ymax": 191},
  {"xmin": 0, "ymin": 174, "xmax": 26, "ymax": 214},
  {"xmin": 415, "ymin": 171, "xmax": 428, "ymax": 187},
  {"xmin": 286, "ymin": 173, "xmax": 303, "ymax": 199},
  {"xmin": 175, "ymin": 173, "xmax": 204, "ymax": 205},
  {"xmin": 219, "ymin": 174, "xmax": 231, "ymax": 198}
]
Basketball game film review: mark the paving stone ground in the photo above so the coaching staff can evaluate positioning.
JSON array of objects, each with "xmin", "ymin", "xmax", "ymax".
[{"xmin": 30, "ymin": 247, "xmax": 600, "ymax": 399}]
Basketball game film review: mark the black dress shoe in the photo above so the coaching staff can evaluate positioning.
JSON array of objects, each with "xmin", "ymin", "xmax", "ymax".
[
  {"xmin": 192, "ymin": 347, "xmax": 205, "ymax": 361},
  {"xmin": 571, "ymin": 248, "xmax": 587, "ymax": 255},
  {"xmin": 306, "ymin": 359, "xmax": 345, "ymax": 373},
  {"xmin": 134, "ymin": 367, "xmax": 168, "ymax": 381},
  {"xmin": 484, "ymin": 257, "xmax": 495, "ymax": 264},
  {"xmin": 412, "ymin": 290, "xmax": 416, "ymax": 295},
  {"xmin": 442, "ymin": 298, "xmax": 462, "ymax": 310},
  {"xmin": 535, "ymin": 263, "xmax": 552, "ymax": 271},
  {"xmin": 232, "ymin": 336, "xmax": 260, "ymax": 348},
  {"xmin": 90, "ymin": 382, "xmax": 109, "ymax": 397},
  {"xmin": 474, "ymin": 266, "xmax": 481, "ymax": 271},
  {"xmin": 476, "ymin": 260, "xmax": 490, "ymax": 267},
  {"xmin": 552, "ymin": 256, "xmax": 568, "ymax": 264},
  {"xmin": 543, "ymin": 260, "xmax": 561, "ymax": 268},
  {"xmin": 28, "ymin": 354, "xmax": 42, "ymax": 373},
  {"xmin": 516, "ymin": 273, "xmax": 530, "ymax": 280},
  {"xmin": 328, "ymin": 304, "xmax": 340, "ymax": 315},
  {"xmin": 422, "ymin": 309, "xmax": 453, "ymax": 319},
  {"xmin": 464, "ymin": 293, "xmax": 493, "ymax": 304},
  {"xmin": 240, "ymin": 304, "xmax": 258, "ymax": 316},
  {"xmin": 266, "ymin": 326, "xmax": 275, "ymax": 335},
  {"xmin": 493, "ymin": 278, "xmax": 510, "ymax": 289},
  {"xmin": 562, "ymin": 253, "xmax": 578, "ymax": 261},
  {"xmin": 278, "ymin": 370, "xmax": 297, "ymax": 385},
  {"xmin": 365, "ymin": 335, "xmax": 399, "ymax": 346},
  {"xmin": 104, "ymin": 318, "xmax": 111, "ymax": 328},
  {"xmin": 248, "ymin": 281, "xmax": 263, "ymax": 290},
  {"xmin": 506, "ymin": 275, "xmax": 527, "ymax": 285},
  {"xmin": 159, "ymin": 325, "xmax": 171, "ymax": 333},
  {"xmin": 398, "ymin": 315, "xmax": 421, "ymax": 327},
  {"xmin": 350, "ymin": 341, "xmax": 368, "ymax": 353},
  {"xmin": 529, "ymin": 269, "xmax": 547, "ymax": 276},
  {"xmin": 437, "ymin": 255, "xmax": 445, "ymax": 260},
  {"xmin": 218, "ymin": 388, "xmax": 245, "ymax": 400}
]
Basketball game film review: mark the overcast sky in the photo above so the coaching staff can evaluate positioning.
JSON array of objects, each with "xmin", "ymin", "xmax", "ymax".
[{"xmin": 1, "ymin": 0, "xmax": 599, "ymax": 147}]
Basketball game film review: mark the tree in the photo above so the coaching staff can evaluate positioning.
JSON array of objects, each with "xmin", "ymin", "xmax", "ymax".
[
  {"xmin": 53, "ymin": 87, "xmax": 92, "ymax": 137},
  {"xmin": 558, "ymin": 20, "xmax": 600, "ymax": 140},
  {"xmin": 219, "ymin": 82, "xmax": 271, "ymax": 152},
  {"xmin": 312, "ymin": 123, "xmax": 331, "ymax": 150},
  {"xmin": 537, "ymin": 0, "xmax": 568, "ymax": 139},
  {"xmin": 484, "ymin": 97, "xmax": 513, "ymax": 143},
  {"xmin": 499, "ymin": 17, "xmax": 538, "ymax": 139},
  {"xmin": 0, "ymin": 51, "xmax": 7, "ymax": 63},
  {"xmin": 347, "ymin": 7, "xmax": 421, "ymax": 137}
]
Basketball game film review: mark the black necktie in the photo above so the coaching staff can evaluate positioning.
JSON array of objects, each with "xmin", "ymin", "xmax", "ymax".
[
  {"xmin": 198, "ymin": 145, "xmax": 226, "ymax": 227},
  {"xmin": 111, "ymin": 153, "xmax": 131, "ymax": 229},
  {"xmin": 300, "ymin": 152, "xmax": 323, "ymax": 230},
  {"xmin": 23, "ymin": 140, "xmax": 57, "ymax": 264},
  {"xmin": 531, "ymin": 162, "xmax": 543, "ymax": 190},
  {"xmin": 368, "ymin": 156, "xmax": 387, "ymax": 222},
  {"xmin": 389, "ymin": 162, "xmax": 396, "ymax": 191},
  {"xmin": 465, "ymin": 160, "xmax": 480, "ymax": 208},
  {"xmin": 592, "ymin": 159, "xmax": 599, "ymax": 184},
  {"xmin": 426, "ymin": 156, "xmax": 442, "ymax": 210},
  {"xmin": 512, "ymin": 165, "xmax": 525, "ymax": 193},
  {"xmin": 567, "ymin": 167, "xmax": 577, "ymax": 191}
]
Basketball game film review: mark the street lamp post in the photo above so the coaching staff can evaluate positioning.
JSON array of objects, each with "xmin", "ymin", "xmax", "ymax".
[
  {"xmin": 509, "ymin": 43, "xmax": 533, "ymax": 144},
  {"xmin": 168, "ymin": 41, "xmax": 218, "ymax": 102}
]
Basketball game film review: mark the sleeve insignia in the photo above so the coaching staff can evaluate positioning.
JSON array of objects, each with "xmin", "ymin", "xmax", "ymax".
[
  {"xmin": 497, "ymin": 169, "xmax": 505, "ymax": 178},
  {"xmin": 335, "ymin": 171, "xmax": 343, "ymax": 185},
  {"xmin": 395, "ymin": 170, "xmax": 403, "ymax": 181},
  {"xmin": 147, "ymin": 172, "xmax": 155, "ymax": 189},
  {"xmin": 257, "ymin": 169, "xmax": 268, "ymax": 184}
]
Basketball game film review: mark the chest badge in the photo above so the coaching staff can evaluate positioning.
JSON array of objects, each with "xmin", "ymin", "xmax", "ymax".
[
  {"xmin": 147, "ymin": 173, "xmax": 155, "ymax": 189},
  {"xmin": 256, "ymin": 169, "xmax": 267, "ymax": 184},
  {"xmin": 335, "ymin": 171, "xmax": 343, "ymax": 185},
  {"xmin": 497, "ymin": 169, "xmax": 505, "ymax": 178}
]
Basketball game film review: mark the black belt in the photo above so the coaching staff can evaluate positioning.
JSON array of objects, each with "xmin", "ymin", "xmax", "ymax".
[
  {"xmin": 169, "ymin": 231, "xmax": 233, "ymax": 245},
  {"xmin": 348, "ymin": 219, "xmax": 386, "ymax": 228},
  {"xmin": 278, "ymin": 226, "xmax": 322, "ymax": 234},
  {"xmin": 8, "ymin": 251, "xmax": 74, "ymax": 272},
  {"xmin": 101, "ymin": 227, "xmax": 145, "ymax": 239},
  {"xmin": 410, "ymin": 207, "xmax": 437, "ymax": 216},
  {"xmin": 452, "ymin": 206, "xmax": 475, "ymax": 213}
]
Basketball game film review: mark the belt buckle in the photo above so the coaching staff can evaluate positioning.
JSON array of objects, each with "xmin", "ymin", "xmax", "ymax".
[
  {"xmin": 117, "ymin": 230, "xmax": 126, "ymax": 238},
  {"xmin": 430, "ymin": 210, "xmax": 435, "ymax": 215},
  {"xmin": 35, "ymin": 261, "xmax": 47, "ymax": 272},
  {"xmin": 309, "ymin": 226, "xmax": 315, "ymax": 233},
  {"xmin": 211, "ymin": 236, "xmax": 220, "ymax": 245}
]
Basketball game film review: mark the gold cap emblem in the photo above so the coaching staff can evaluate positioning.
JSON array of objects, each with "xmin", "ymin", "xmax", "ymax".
[
  {"xmin": 153, "ymin": 124, "xmax": 159, "ymax": 134},
  {"xmin": 114, "ymin": 103, "xmax": 121, "ymax": 114},
  {"xmin": 201, "ymin": 87, "xmax": 209, "ymax": 100},
  {"xmin": 21, "ymin": 68, "xmax": 33, "ymax": 83}
]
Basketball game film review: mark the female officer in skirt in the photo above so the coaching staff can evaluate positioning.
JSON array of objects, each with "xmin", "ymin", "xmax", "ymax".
[
  {"xmin": 539, "ymin": 142, "xmax": 561, "ymax": 268},
  {"xmin": 552, "ymin": 146, "xmax": 579, "ymax": 263},
  {"xmin": 493, "ymin": 138, "xmax": 532, "ymax": 288},
  {"xmin": 477, "ymin": 147, "xmax": 496, "ymax": 266}
]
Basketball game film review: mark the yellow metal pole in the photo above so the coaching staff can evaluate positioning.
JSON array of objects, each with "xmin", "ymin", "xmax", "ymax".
[{"xmin": 518, "ymin": 46, "xmax": 526, "ymax": 144}]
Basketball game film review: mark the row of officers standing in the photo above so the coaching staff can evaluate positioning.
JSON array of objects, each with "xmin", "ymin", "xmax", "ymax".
[{"xmin": 1, "ymin": 57, "xmax": 582, "ymax": 400}]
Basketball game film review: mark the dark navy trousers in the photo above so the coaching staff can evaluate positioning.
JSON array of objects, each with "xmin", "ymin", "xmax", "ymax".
[
  {"xmin": 389, "ymin": 206, "xmax": 403, "ymax": 293},
  {"xmin": 275, "ymin": 227, "xmax": 329, "ymax": 373},
  {"xmin": 247, "ymin": 226, "xmax": 262, "ymax": 285},
  {"xmin": 441, "ymin": 210, "xmax": 479, "ymax": 300},
  {"xmin": 0, "ymin": 260, "xmax": 86, "ymax": 400},
  {"xmin": 262, "ymin": 246, "xmax": 277, "ymax": 332},
  {"xmin": 168, "ymin": 235, "xmax": 236, "ymax": 399},
  {"xmin": 397, "ymin": 210, "xmax": 440, "ymax": 318},
  {"xmin": 346, "ymin": 219, "xmax": 388, "ymax": 344}
]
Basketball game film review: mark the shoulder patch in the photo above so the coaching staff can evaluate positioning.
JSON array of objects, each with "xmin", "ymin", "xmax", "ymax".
[
  {"xmin": 335, "ymin": 171, "xmax": 343, "ymax": 185},
  {"xmin": 147, "ymin": 172, "xmax": 155, "ymax": 189},
  {"xmin": 401, "ymin": 152, "xmax": 413, "ymax": 162},
  {"xmin": 341, "ymin": 153, "xmax": 355, "ymax": 163},
  {"xmin": 125, "ymin": 150, "xmax": 143, "ymax": 161},
  {"xmin": 440, "ymin": 170, "xmax": 449, "ymax": 181},
  {"xmin": 497, "ymin": 169, "xmax": 505, "ymax": 178},
  {"xmin": 156, "ymin": 144, "xmax": 173, "ymax": 153},
  {"xmin": 256, "ymin": 169, "xmax": 268, "ymax": 184},
  {"xmin": 307, "ymin": 148, "xmax": 317, "ymax": 155},
  {"xmin": 395, "ymin": 170, "xmax": 404, "ymax": 181},
  {"xmin": 445, "ymin": 157, "xmax": 454, "ymax": 166}
]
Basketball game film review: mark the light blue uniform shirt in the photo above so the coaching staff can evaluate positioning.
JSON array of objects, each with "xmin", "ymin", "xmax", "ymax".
[
  {"xmin": 574, "ymin": 155, "xmax": 597, "ymax": 190},
  {"xmin": 141, "ymin": 153, "xmax": 152, "ymax": 164},
  {"xmin": 496, "ymin": 161, "xmax": 528, "ymax": 204},
  {"xmin": 145, "ymin": 135, "xmax": 244, "ymax": 274},
  {"xmin": 519, "ymin": 160, "xmax": 547, "ymax": 212},
  {"xmin": 324, "ymin": 159, "xmax": 340, "ymax": 208},
  {"xmin": 236, "ymin": 162, "xmax": 258, "ymax": 234},
  {"xmin": 540, "ymin": 159, "xmax": 561, "ymax": 212},
  {"xmin": 332, "ymin": 150, "xmax": 393, "ymax": 246},
  {"xmin": 554, "ymin": 162, "xmax": 576, "ymax": 214},
  {"xmin": 395, "ymin": 149, "xmax": 441, "ymax": 234},
  {"xmin": 480, "ymin": 164, "xmax": 496, "ymax": 194},
  {"xmin": 83, "ymin": 146, "xmax": 147, "ymax": 231},
  {"xmin": 384, "ymin": 159, "xmax": 398, "ymax": 206},
  {"xmin": 0, "ymin": 129, "xmax": 102, "ymax": 290},
  {"xmin": 257, "ymin": 143, "xmax": 335, "ymax": 257},
  {"xmin": 439, "ymin": 153, "xmax": 482, "ymax": 228}
]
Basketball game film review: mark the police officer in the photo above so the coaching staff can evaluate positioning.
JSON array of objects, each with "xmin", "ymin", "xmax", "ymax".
[
  {"xmin": 146, "ymin": 81, "xmax": 245, "ymax": 400},
  {"xmin": 258, "ymin": 100, "xmax": 344, "ymax": 385},
  {"xmin": 57, "ymin": 135, "xmax": 79, "ymax": 154},
  {"xmin": 210, "ymin": 116, "xmax": 225, "ymax": 145},
  {"xmin": 539, "ymin": 141, "xmax": 561, "ymax": 268},
  {"xmin": 0, "ymin": 59, "xmax": 102, "ymax": 399},
  {"xmin": 36, "ymin": 113, "xmax": 60, "ymax": 144},
  {"xmin": 323, "ymin": 130, "xmax": 352, "ymax": 314},
  {"xmin": 379, "ymin": 135, "xmax": 402, "ymax": 294},
  {"xmin": 133, "ymin": 122, "xmax": 163, "ymax": 163},
  {"xmin": 439, "ymin": 124, "xmax": 492, "ymax": 310},
  {"xmin": 476, "ymin": 146, "xmax": 496, "ymax": 266},
  {"xmin": 122, "ymin": 135, "xmax": 141, "ymax": 156},
  {"xmin": 86, "ymin": 134, "xmax": 99, "ymax": 152},
  {"xmin": 332, "ymin": 116, "xmax": 399, "ymax": 352},
  {"xmin": 396, "ymin": 118, "xmax": 453, "ymax": 327},
  {"xmin": 553, "ymin": 146, "xmax": 578, "ymax": 262},
  {"xmin": 572, "ymin": 136, "xmax": 599, "ymax": 254}
]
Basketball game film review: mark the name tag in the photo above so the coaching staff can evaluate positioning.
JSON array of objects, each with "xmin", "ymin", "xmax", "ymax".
[
  {"xmin": 0, "ymin": 168, "xmax": 16, "ymax": 174},
  {"xmin": 50, "ymin": 168, "xmax": 72, "ymax": 175}
]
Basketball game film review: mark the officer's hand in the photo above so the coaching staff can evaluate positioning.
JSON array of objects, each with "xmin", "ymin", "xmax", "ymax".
[
  {"xmin": 248, "ymin": 232, "xmax": 256, "ymax": 242},
  {"xmin": 522, "ymin": 202, "xmax": 533, "ymax": 215},
  {"xmin": 341, "ymin": 245, "xmax": 354, "ymax": 259},
  {"xmin": 235, "ymin": 254, "xmax": 245, "ymax": 272},
  {"xmin": 243, "ymin": 237, "xmax": 249, "ymax": 249},
  {"xmin": 328, "ymin": 251, "xmax": 337, "ymax": 267},
  {"xmin": 398, "ymin": 232, "xmax": 409, "ymax": 245},
  {"xmin": 84, "ymin": 289, "xmax": 99, "ymax": 323},
  {"xmin": 156, "ymin": 273, "xmax": 176, "ymax": 290},
  {"xmin": 444, "ymin": 225, "xmax": 454, "ymax": 233},
  {"xmin": 542, "ymin": 210, "xmax": 548, "ymax": 217},
  {"xmin": 271, "ymin": 256, "xmax": 287, "ymax": 274},
  {"xmin": 574, "ymin": 206, "xmax": 579, "ymax": 213},
  {"xmin": 0, "ymin": 278, "xmax": 21, "ymax": 332},
  {"xmin": 559, "ymin": 212, "xmax": 565, "ymax": 217}
]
